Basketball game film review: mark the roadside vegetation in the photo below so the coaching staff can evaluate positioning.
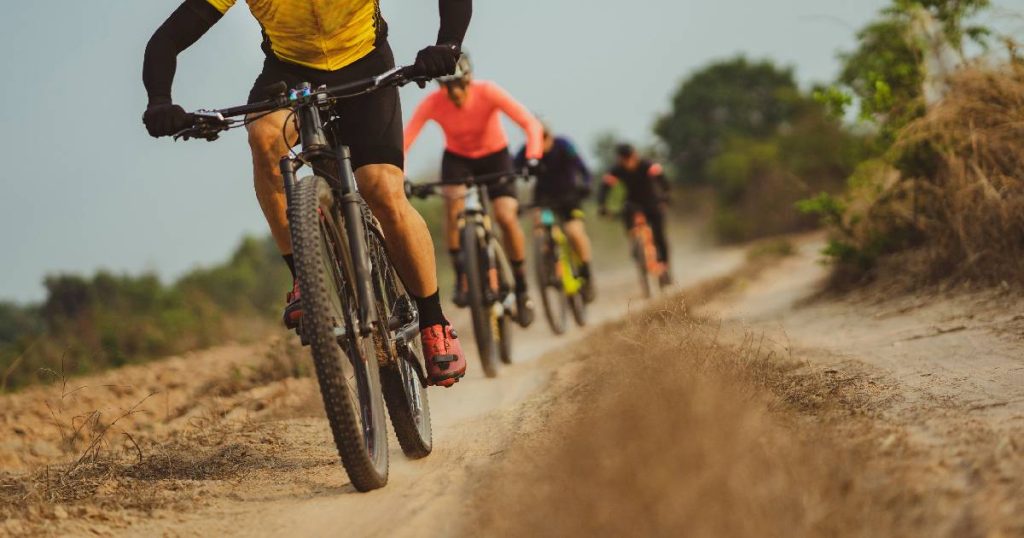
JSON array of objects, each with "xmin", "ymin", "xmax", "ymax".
[
  {"xmin": 0, "ymin": 237, "xmax": 290, "ymax": 392},
  {"xmin": 653, "ymin": 58, "xmax": 865, "ymax": 243},
  {"xmin": 797, "ymin": 0, "xmax": 1024, "ymax": 288}
]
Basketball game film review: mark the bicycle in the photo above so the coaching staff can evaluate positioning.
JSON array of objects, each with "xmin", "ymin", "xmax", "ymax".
[
  {"xmin": 174, "ymin": 65, "xmax": 435, "ymax": 492},
  {"xmin": 409, "ymin": 172, "xmax": 519, "ymax": 376},
  {"xmin": 529, "ymin": 205, "xmax": 588, "ymax": 335}
]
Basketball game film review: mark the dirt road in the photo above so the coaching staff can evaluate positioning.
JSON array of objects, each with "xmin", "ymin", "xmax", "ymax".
[
  {"xmin": 4, "ymin": 232, "xmax": 1023, "ymax": 537},
  {"xmin": 0, "ymin": 226, "xmax": 745, "ymax": 537}
]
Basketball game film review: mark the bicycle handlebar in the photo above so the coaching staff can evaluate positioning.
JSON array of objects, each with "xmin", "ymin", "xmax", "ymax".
[
  {"xmin": 174, "ymin": 65, "xmax": 431, "ymax": 141},
  {"xmin": 406, "ymin": 170, "xmax": 527, "ymax": 199}
]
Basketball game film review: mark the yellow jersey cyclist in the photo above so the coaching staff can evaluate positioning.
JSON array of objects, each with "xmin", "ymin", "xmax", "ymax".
[
  {"xmin": 514, "ymin": 126, "xmax": 597, "ymax": 303},
  {"xmin": 140, "ymin": 0, "xmax": 473, "ymax": 388}
]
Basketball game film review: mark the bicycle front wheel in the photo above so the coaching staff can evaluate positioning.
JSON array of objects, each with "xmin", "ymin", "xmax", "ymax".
[
  {"xmin": 632, "ymin": 234, "xmax": 654, "ymax": 299},
  {"xmin": 533, "ymin": 230, "xmax": 568, "ymax": 335},
  {"xmin": 462, "ymin": 222, "xmax": 499, "ymax": 377},
  {"xmin": 290, "ymin": 176, "xmax": 389, "ymax": 491}
]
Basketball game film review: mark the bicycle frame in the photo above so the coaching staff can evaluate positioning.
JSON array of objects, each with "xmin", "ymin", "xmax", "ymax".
[
  {"xmin": 459, "ymin": 184, "xmax": 507, "ymax": 300},
  {"xmin": 538, "ymin": 209, "xmax": 583, "ymax": 296},
  {"xmin": 631, "ymin": 212, "xmax": 664, "ymax": 276},
  {"xmin": 279, "ymin": 93, "xmax": 379, "ymax": 337}
]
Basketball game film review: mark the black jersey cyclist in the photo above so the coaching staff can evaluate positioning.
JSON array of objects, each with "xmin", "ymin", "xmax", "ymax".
[{"xmin": 597, "ymin": 143, "xmax": 673, "ymax": 284}]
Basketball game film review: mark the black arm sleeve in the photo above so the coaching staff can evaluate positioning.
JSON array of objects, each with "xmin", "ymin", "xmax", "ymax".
[
  {"xmin": 436, "ymin": 0, "xmax": 472, "ymax": 46},
  {"xmin": 142, "ymin": 0, "xmax": 224, "ymax": 105}
]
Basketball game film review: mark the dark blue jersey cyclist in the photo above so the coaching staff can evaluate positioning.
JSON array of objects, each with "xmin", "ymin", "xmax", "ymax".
[
  {"xmin": 515, "ymin": 131, "xmax": 592, "ymax": 221},
  {"xmin": 515, "ymin": 128, "xmax": 596, "ymax": 302}
]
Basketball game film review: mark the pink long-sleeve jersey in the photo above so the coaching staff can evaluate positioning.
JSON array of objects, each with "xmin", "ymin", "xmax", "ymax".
[{"xmin": 404, "ymin": 80, "xmax": 544, "ymax": 160}]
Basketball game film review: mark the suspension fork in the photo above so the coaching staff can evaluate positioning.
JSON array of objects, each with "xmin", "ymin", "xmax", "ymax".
[
  {"xmin": 281, "ymin": 157, "xmax": 298, "ymax": 204},
  {"xmin": 335, "ymin": 146, "xmax": 379, "ymax": 335}
]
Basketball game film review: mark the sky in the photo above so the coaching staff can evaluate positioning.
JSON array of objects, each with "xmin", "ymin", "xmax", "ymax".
[{"xmin": 1, "ymin": 0, "xmax": 1022, "ymax": 303}]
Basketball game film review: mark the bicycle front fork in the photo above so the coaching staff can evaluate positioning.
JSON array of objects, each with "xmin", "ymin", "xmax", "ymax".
[{"xmin": 280, "ymin": 149, "xmax": 379, "ymax": 336}]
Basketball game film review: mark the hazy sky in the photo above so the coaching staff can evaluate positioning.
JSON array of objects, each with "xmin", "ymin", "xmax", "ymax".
[{"xmin": 1, "ymin": 1, "xmax": 1021, "ymax": 302}]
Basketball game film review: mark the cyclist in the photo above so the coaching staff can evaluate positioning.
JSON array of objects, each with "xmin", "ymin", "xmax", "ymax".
[
  {"xmin": 514, "ymin": 125, "xmax": 596, "ymax": 303},
  {"xmin": 140, "ymin": 0, "xmax": 472, "ymax": 388},
  {"xmin": 597, "ymin": 143, "xmax": 673, "ymax": 285},
  {"xmin": 404, "ymin": 53, "xmax": 543, "ymax": 327}
]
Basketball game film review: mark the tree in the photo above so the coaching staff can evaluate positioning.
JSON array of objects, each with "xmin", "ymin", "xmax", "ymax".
[{"xmin": 654, "ymin": 57, "xmax": 805, "ymax": 182}]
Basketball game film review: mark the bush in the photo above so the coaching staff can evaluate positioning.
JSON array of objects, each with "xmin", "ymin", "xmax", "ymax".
[
  {"xmin": 0, "ymin": 236, "xmax": 290, "ymax": 392},
  {"xmin": 802, "ymin": 62, "xmax": 1024, "ymax": 286}
]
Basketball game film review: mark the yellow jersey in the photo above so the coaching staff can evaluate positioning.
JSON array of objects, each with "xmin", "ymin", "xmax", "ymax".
[{"xmin": 206, "ymin": 0, "xmax": 383, "ymax": 71}]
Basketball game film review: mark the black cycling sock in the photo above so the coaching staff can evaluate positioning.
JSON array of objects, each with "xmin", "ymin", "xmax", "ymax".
[
  {"xmin": 580, "ymin": 262, "xmax": 591, "ymax": 280},
  {"xmin": 282, "ymin": 254, "xmax": 296, "ymax": 280},
  {"xmin": 512, "ymin": 259, "xmax": 527, "ymax": 292},
  {"xmin": 414, "ymin": 291, "xmax": 446, "ymax": 329}
]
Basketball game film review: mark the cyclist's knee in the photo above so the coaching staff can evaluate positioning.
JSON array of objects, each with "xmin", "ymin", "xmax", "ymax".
[
  {"xmin": 247, "ymin": 120, "xmax": 288, "ymax": 164},
  {"xmin": 357, "ymin": 165, "xmax": 407, "ymax": 225},
  {"xmin": 493, "ymin": 203, "xmax": 518, "ymax": 229}
]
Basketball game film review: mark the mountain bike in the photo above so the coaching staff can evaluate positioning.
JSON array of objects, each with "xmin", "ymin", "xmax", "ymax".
[
  {"xmin": 530, "ymin": 206, "xmax": 587, "ymax": 335},
  {"xmin": 174, "ymin": 66, "xmax": 434, "ymax": 492},
  {"xmin": 409, "ymin": 173, "xmax": 519, "ymax": 376},
  {"xmin": 628, "ymin": 210, "xmax": 669, "ymax": 299}
]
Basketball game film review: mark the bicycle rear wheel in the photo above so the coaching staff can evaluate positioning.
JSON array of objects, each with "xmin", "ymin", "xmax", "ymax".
[
  {"xmin": 568, "ymin": 266, "xmax": 588, "ymax": 328},
  {"xmin": 462, "ymin": 222, "xmax": 499, "ymax": 377},
  {"xmin": 290, "ymin": 176, "xmax": 389, "ymax": 491},
  {"xmin": 493, "ymin": 238, "xmax": 515, "ymax": 365},
  {"xmin": 534, "ymin": 230, "xmax": 568, "ymax": 335},
  {"xmin": 366, "ymin": 225, "xmax": 432, "ymax": 459}
]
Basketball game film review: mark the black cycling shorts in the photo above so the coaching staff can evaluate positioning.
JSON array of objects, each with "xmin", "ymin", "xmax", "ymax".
[
  {"xmin": 440, "ymin": 149, "xmax": 517, "ymax": 200},
  {"xmin": 535, "ymin": 199, "xmax": 584, "ymax": 222},
  {"xmin": 247, "ymin": 41, "xmax": 404, "ymax": 171}
]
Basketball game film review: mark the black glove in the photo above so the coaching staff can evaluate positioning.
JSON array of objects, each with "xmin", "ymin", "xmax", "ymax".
[
  {"xmin": 412, "ymin": 43, "xmax": 460, "ymax": 78},
  {"xmin": 142, "ymin": 103, "xmax": 193, "ymax": 138},
  {"xmin": 526, "ymin": 158, "xmax": 545, "ymax": 178}
]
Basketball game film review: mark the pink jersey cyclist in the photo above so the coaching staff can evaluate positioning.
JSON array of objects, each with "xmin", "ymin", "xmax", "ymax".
[
  {"xmin": 403, "ymin": 54, "xmax": 540, "ymax": 327},
  {"xmin": 404, "ymin": 80, "xmax": 544, "ymax": 161}
]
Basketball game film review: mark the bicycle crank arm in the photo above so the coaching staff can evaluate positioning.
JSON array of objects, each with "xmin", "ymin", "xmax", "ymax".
[{"xmin": 389, "ymin": 318, "xmax": 419, "ymax": 348}]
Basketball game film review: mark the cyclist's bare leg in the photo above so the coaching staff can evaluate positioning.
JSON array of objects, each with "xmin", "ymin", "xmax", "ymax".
[
  {"xmin": 357, "ymin": 165, "xmax": 438, "ymax": 297},
  {"xmin": 492, "ymin": 197, "xmax": 526, "ymax": 262},
  {"xmin": 563, "ymin": 219, "xmax": 592, "ymax": 263},
  {"xmin": 494, "ymin": 196, "xmax": 534, "ymax": 325},
  {"xmin": 248, "ymin": 112, "xmax": 439, "ymax": 297},
  {"xmin": 247, "ymin": 110, "xmax": 298, "ymax": 254},
  {"xmin": 442, "ymin": 185, "xmax": 467, "ymax": 251}
]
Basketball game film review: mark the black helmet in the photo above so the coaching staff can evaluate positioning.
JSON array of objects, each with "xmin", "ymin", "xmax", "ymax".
[{"xmin": 615, "ymin": 143, "xmax": 636, "ymax": 158}]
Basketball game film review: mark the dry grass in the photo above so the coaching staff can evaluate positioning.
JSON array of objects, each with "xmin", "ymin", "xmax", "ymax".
[
  {"xmin": 897, "ymin": 62, "xmax": 1024, "ymax": 283},
  {"xmin": 467, "ymin": 291, "xmax": 931, "ymax": 537},
  {"xmin": 0, "ymin": 337, "xmax": 316, "ymax": 530},
  {"xmin": 824, "ymin": 61, "xmax": 1024, "ymax": 289}
]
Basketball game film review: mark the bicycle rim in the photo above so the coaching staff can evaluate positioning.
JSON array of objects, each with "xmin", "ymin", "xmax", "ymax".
[{"xmin": 534, "ymin": 230, "xmax": 568, "ymax": 335}]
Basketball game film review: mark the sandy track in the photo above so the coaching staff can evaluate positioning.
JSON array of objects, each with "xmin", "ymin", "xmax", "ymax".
[
  {"xmin": 701, "ymin": 236, "xmax": 1024, "ymax": 536},
  {"xmin": 0, "ymin": 227, "xmax": 745, "ymax": 537},
  {"xmin": 8, "ymin": 231, "xmax": 1022, "ymax": 537}
]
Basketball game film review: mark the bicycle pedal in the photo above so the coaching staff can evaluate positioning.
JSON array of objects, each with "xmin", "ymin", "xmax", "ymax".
[{"xmin": 502, "ymin": 294, "xmax": 517, "ymax": 314}]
